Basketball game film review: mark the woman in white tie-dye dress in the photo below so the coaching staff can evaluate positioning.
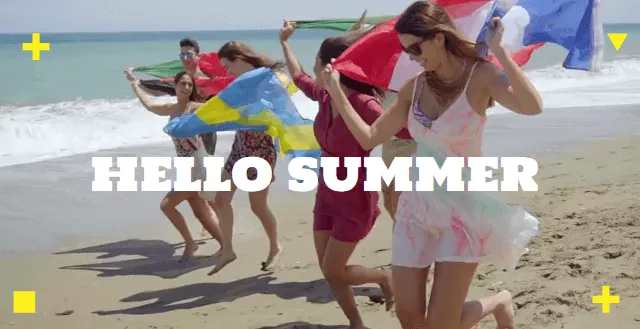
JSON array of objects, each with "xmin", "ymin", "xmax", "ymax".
[{"xmin": 321, "ymin": 1, "xmax": 542, "ymax": 328}]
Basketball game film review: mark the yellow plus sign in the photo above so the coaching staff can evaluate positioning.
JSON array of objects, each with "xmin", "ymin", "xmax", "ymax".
[
  {"xmin": 22, "ymin": 33, "xmax": 50, "ymax": 61},
  {"xmin": 592, "ymin": 285, "xmax": 620, "ymax": 313}
]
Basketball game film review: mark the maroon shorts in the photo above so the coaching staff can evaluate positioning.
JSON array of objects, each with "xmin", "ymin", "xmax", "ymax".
[{"xmin": 313, "ymin": 212, "xmax": 378, "ymax": 243}]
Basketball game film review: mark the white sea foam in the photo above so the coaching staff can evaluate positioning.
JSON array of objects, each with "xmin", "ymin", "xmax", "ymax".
[{"xmin": 1, "ymin": 58, "xmax": 640, "ymax": 168}]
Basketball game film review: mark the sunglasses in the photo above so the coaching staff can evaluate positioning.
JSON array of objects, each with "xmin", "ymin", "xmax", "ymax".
[
  {"xmin": 401, "ymin": 34, "xmax": 436, "ymax": 56},
  {"xmin": 179, "ymin": 52, "xmax": 195, "ymax": 60},
  {"xmin": 401, "ymin": 38, "xmax": 429, "ymax": 56}
]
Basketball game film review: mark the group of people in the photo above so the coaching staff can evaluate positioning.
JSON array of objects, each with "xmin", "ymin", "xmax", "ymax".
[
  {"xmin": 124, "ymin": 1, "xmax": 541, "ymax": 328},
  {"xmin": 125, "ymin": 37, "xmax": 283, "ymax": 274}
]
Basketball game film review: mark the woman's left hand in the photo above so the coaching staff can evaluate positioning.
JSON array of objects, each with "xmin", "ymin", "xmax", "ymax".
[
  {"xmin": 321, "ymin": 60, "xmax": 341, "ymax": 92},
  {"xmin": 124, "ymin": 67, "xmax": 137, "ymax": 82},
  {"xmin": 485, "ymin": 17, "xmax": 504, "ymax": 52}
]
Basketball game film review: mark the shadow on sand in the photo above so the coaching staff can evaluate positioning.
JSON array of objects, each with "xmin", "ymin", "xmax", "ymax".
[
  {"xmin": 92, "ymin": 272, "xmax": 383, "ymax": 315},
  {"xmin": 54, "ymin": 238, "xmax": 216, "ymax": 279},
  {"xmin": 54, "ymin": 238, "xmax": 386, "ymax": 317},
  {"xmin": 257, "ymin": 322, "xmax": 349, "ymax": 329}
]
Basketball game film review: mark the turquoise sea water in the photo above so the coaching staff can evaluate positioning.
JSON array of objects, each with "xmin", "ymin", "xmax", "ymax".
[
  {"xmin": 0, "ymin": 29, "xmax": 337, "ymax": 104},
  {"xmin": 1, "ymin": 25, "xmax": 639, "ymax": 104},
  {"xmin": 0, "ymin": 24, "xmax": 639, "ymax": 167}
]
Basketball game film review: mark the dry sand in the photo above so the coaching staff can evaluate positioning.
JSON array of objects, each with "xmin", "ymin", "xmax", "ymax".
[{"xmin": 1, "ymin": 136, "xmax": 639, "ymax": 329}]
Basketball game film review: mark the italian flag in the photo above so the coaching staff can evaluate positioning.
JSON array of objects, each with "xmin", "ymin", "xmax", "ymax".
[{"xmin": 133, "ymin": 52, "xmax": 234, "ymax": 98}]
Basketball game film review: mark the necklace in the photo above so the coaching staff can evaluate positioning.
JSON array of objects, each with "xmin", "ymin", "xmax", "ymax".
[
  {"xmin": 425, "ymin": 60, "xmax": 470, "ymax": 116},
  {"xmin": 439, "ymin": 59, "xmax": 468, "ymax": 84}
]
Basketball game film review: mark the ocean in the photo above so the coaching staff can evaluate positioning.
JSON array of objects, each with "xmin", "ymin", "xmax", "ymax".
[
  {"xmin": 1, "ymin": 25, "xmax": 640, "ymax": 258},
  {"xmin": 0, "ymin": 25, "xmax": 639, "ymax": 168}
]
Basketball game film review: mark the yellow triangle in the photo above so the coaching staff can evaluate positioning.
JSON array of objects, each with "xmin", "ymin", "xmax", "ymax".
[{"xmin": 607, "ymin": 33, "xmax": 628, "ymax": 51}]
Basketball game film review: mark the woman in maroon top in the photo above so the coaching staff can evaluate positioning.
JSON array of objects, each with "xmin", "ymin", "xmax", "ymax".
[{"xmin": 280, "ymin": 21, "xmax": 410, "ymax": 329}]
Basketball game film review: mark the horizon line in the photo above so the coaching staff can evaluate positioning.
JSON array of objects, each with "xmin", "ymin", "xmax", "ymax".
[
  {"xmin": 0, "ymin": 28, "xmax": 285, "ymax": 35},
  {"xmin": 1, "ymin": 21, "xmax": 638, "ymax": 35}
]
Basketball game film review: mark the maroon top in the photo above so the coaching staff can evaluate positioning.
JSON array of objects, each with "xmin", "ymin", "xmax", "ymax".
[{"xmin": 293, "ymin": 72, "xmax": 411, "ymax": 222}]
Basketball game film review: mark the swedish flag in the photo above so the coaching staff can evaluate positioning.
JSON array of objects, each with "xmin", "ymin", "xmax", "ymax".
[{"xmin": 164, "ymin": 67, "xmax": 321, "ymax": 161}]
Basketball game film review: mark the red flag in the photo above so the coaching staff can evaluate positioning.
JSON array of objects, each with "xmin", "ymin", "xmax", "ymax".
[{"xmin": 332, "ymin": 0, "xmax": 542, "ymax": 92}]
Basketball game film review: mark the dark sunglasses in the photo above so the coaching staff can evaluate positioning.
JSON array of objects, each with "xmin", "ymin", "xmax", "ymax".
[
  {"xmin": 179, "ymin": 52, "xmax": 195, "ymax": 60},
  {"xmin": 401, "ymin": 38, "xmax": 429, "ymax": 56},
  {"xmin": 401, "ymin": 34, "xmax": 436, "ymax": 56}
]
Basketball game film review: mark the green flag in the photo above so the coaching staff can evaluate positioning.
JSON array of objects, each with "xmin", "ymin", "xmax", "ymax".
[
  {"xmin": 133, "ymin": 16, "xmax": 394, "ymax": 78},
  {"xmin": 133, "ymin": 59, "xmax": 183, "ymax": 79},
  {"xmin": 295, "ymin": 16, "xmax": 393, "ymax": 32}
]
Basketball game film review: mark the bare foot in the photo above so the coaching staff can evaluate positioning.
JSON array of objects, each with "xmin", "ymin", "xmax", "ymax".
[
  {"xmin": 379, "ymin": 271, "xmax": 395, "ymax": 311},
  {"xmin": 494, "ymin": 290, "xmax": 515, "ymax": 329},
  {"xmin": 180, "ymin": 243, "xmax": 199, "ymax": 261},
  {"xmin": 211, "ymin": 248, "xmax": 223, "ymax": 258},
  {"xmin": 207, "ymin": 252, "xmax": 237, "ymax": 275},
  {"xmin": 260, "ymin": 245, "xmax": 283, "ymax": 271}
]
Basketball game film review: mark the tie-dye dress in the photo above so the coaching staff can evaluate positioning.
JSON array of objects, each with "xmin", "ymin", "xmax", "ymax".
[{"xmin": 391, "ymin": 62, "xmax": 540, "ymax": 271}]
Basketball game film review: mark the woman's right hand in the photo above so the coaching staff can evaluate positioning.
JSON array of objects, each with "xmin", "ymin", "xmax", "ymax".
[
  {"xmin": 280, "ymin": 20, "xmax": 297, "ymax": 42},
  {"xmin": 349, "ymin": 9, "xmax": 368, "ymax": 32}
]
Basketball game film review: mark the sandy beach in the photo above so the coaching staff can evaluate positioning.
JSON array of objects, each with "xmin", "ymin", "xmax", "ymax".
[
  {"xmin": 1, "ymin": 106, "xmax": 639, "ymax": 328},
  {"xmin": 2, "ymin": 0, "xmax": 640, "ymax": 327}
]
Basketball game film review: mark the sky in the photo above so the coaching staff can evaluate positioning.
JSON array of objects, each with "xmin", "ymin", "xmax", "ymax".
[{"xmin": 1, "ymin": 0, "xmax": 638, "ymax": 33}]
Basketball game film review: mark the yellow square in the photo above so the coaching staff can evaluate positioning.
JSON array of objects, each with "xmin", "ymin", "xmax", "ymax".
[{"xmin": 13, "ymin": 291, "xmax": 36, "ymax": 314}]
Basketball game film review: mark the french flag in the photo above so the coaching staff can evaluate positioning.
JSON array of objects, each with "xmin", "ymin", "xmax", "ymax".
[{"xmin": 333, "ymin": 0, "xmax": 604, "ymax": 92}]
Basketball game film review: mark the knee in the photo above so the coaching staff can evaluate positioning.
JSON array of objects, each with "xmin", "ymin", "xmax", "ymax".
[
  {"xmin": 191, "ymin": 205, "xmax": 207, "ymax": 220},
  {"xmin": 206, "ymin": 200, "xmax": 218, "ymax": 212},
  {"xmin": 248, "ymin": 193, "xmax": 269, "ymax": 215},
  {"xmin": 249, "ymin": 199, "xmax": 268, "ymax": 215},
  {"xmin": 320, "ymin": 260, "xmax": 346, "ymax": 284},
  {"xmin": 160, "ymin": 198, "xmax": 174, "ymax": 213}
]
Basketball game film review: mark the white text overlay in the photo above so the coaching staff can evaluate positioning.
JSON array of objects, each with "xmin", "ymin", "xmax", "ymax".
[{"xmin": 91, "ymin": 156, "xmax": 539, "ymax": 192}]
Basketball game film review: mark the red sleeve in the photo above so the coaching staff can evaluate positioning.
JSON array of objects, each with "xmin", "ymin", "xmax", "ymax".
[
  {"xmin": 348, "ymin": 93, "xmax": 413, "ymax": 140},
  {"xmin": 293, "ymin": 72, "xmax": 324, "ymax": 102},
  {"xmin": 394, "ymin": 125, "xmax": 412, "ymax": 140}
]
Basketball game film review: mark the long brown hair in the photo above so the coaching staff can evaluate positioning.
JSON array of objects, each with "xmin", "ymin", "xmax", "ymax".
[
  {"xmin": 174, "ymin": 71, "xmax": 205, "ymax": 103},
  {"xmin": 395, "ymin": 1, "xmax": 489, "ymax": 106},
  {"xmin": 317, "ymin": 27, "xmax": 387, "ymax": 100},
  {"xmin": 217, "ymin": 41, "xmax": 285, "ymax": 70}
]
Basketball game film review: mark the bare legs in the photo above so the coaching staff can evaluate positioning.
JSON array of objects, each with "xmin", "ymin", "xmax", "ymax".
[
  {"xmin": 392, "ymin": 263, "xmax": 515, "ymax": 329},
  {"xmin": 314, "ymin": 231, "xmax": 394, "ymax": 329},
  {"xmin": 191, "ymin": 197, "xmax": 225, "ymax": 257},
  {"xmin": 249, "ymin": 185, "xmax": 283, "ymax": 271},
  {"xmin": 208, "ymin": 183, "xmax": 238, "ymax": 274},
  {"xmin": 381, "ymin": 183, "xmax": 401, "ymax": 229},
  {"xmin": 160, "ymin": 190, "xmax": 224, "ymax": 260},
  {"xmin": 208, "ymin": 179, "xmax": 281, "ymax": 275}
]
